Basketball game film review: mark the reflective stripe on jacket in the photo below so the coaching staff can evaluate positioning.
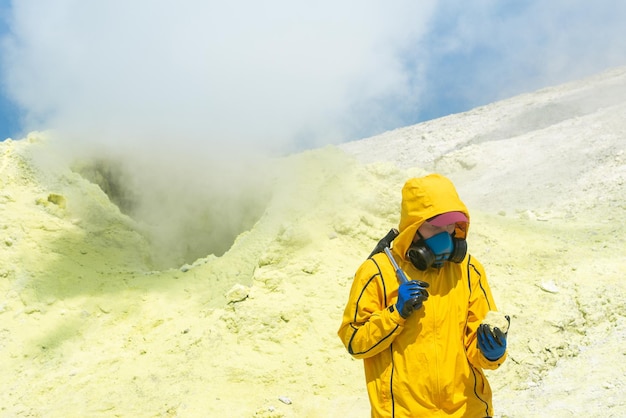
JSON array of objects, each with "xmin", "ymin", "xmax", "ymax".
[{"xmin": 338, "ymin": 174, "xmax": 506, "ymax": 417}]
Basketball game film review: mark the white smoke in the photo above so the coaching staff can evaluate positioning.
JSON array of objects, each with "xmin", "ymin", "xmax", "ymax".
[
  {"xmin": 2, "ymin": 0, "xmax": 625, "ymax": 266},
  {"xmin": 1, "ymin": 1, "xmax": 436, "ymax": 152},
  {"xmin": 3, "ymin": 1, "xmax": 626, "ymax": 150}
]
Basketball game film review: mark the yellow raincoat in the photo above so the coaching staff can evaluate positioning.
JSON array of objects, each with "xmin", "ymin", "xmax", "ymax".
[{"xmin": 338, "ymin": 174, "xmax": 507, "ymax": 418}]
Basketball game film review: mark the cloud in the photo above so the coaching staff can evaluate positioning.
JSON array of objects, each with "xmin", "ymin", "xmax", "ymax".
[
  {"xmin": 4, "ymin": 1, "xmax": 626, "ymax": 151},
  {"xmin": 1, "ymin": 1, "xmax": 440, "ymax": 266},
  {"xmin": 3, "ymin": 0, "xmax": 625, "ymax": 266},
  {"xmin": 1, "ymin": 0, "xmax": 435, "ymax": 154}
]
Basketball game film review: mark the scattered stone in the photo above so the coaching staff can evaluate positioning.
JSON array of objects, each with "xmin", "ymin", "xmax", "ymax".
[
  {"xmin": 538, "ymin": 280, "xmax": 560, "ymax": 294},
  {"xmin": 0, "ymin": 193, "xmax": 15, "ymax": 203},
  {"xmin": 98, "ymin": 304, "xmax": 112, "ymax": 314},
  {"xmin": 226, "ymin": 284, "xmax": 249, "ymax": 304},
  {"xmin": 47, "ymin": 193, "xmax": 67, "ymax": 208}
]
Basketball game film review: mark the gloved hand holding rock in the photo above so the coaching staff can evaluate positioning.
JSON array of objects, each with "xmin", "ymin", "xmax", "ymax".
[
  {"xmin": 477, "ymin": 314, "xmax": 510, "ymax": 360},
  {"xmin": 396, "ymin": 280, "xmax": 429, "ymax": 318}
]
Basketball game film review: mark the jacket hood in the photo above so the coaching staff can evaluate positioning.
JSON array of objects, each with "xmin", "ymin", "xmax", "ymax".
[{"xmin": 393, "ymin": 174, "xmax": 470, "ymax": 260}]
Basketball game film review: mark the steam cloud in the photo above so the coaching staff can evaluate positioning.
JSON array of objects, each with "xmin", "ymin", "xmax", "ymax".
[
  {"xmin": 3, "ymin": 1, "xmax": 626, "ymax": 150},
  {"xmin": 2, "ymin": 1, "xmax": 625, "ymax": 266},
  {"xmin": 2, "ymin": 1, "xmax": 436, "ymax": 152}
]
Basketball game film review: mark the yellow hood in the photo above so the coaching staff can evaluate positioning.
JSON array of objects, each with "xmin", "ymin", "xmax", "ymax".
[{"xmin": 393, "ymin": 174, "xmax": 470, "ymax": 259}]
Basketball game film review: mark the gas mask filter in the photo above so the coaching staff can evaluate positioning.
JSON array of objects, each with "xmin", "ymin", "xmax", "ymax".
[{"xmin": 407, "ymin": 231, "xmax": 467, "ymax": 270}]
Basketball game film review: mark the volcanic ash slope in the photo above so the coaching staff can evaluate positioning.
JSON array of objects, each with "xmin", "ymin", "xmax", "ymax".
[{"xmin": 1, "ymin": 66, "xmax": 625, "ymax": 417}]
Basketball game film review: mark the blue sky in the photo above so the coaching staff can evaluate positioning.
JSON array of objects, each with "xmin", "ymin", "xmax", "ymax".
[
  {"xmin": 1, "ymin": 1, "xmax": 626, "ymax": 152},
  {"xmin": 0, "ymin": 0, "xmax": 18, "ymax": 139}
]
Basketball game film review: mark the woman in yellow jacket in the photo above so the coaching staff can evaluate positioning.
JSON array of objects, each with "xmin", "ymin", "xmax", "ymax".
[{"xmin": 338, "ymin": 174, "xmax": 509, "ymax": 418}]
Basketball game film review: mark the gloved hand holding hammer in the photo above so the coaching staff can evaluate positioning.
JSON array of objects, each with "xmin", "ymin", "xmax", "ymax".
[{"xmin": 396, "ymin": 280, "xmax": 430, "ymax": 318}]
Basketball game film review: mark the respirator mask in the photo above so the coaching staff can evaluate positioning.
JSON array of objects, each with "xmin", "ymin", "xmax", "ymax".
[{"xmin": 407, "ymin": 231, "xmax": 467, "ymax": 270}]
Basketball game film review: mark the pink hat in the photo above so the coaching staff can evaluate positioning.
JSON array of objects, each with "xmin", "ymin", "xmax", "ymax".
[{"xmin": 427, "ymin": 211, "xmax": 468, "ymax": 226}]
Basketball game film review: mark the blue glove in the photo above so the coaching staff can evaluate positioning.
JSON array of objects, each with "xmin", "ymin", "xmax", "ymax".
[
  {"xmin": 477, "ymin": 319, "xmax": 509, "ymax": 361},
  {"xmin": 395, "ymin": 280, "xmax": 429, "ymax": 319}
]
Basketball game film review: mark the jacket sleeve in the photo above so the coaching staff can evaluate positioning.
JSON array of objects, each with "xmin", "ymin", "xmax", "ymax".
[
  {"xmin": 337, "ymin": 257, "xmax": 405, "ymax": 359},
  {"xmin": 464, "ymin": 255, "xmax": 508, "ymax": 369}
]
